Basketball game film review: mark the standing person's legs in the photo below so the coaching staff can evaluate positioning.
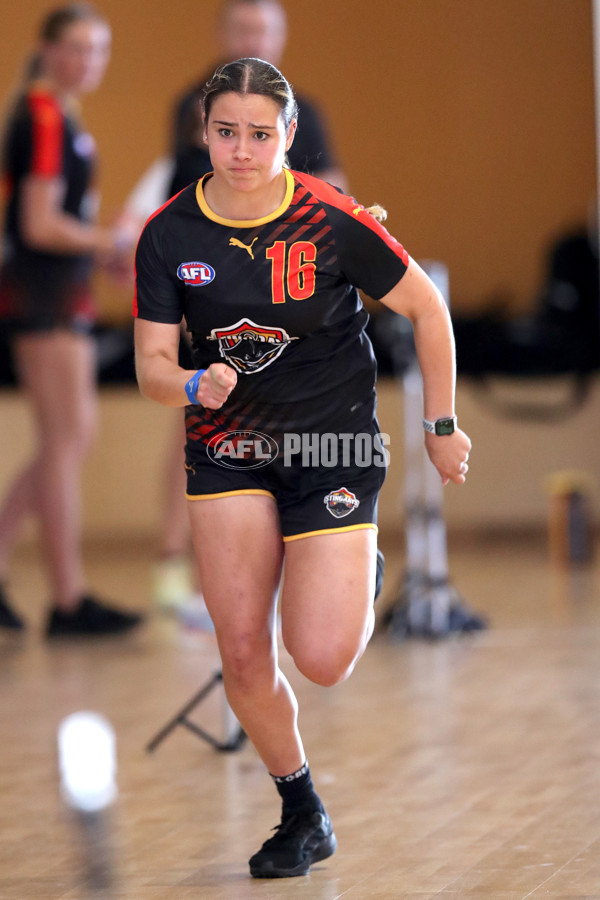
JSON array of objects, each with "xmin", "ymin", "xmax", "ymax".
[
  {"xmin": 152, "ymin": 416, "xmax": 194, "ymax": 610},
  {"xmin": 0, "ymin": 462, "xmax": 37, "ymax": 577},
  {"xmin": 3, "ymin": 329, "xmax": 143, "ymax": 636},
  {"xmin": 0, "ymin": 462, "xmax": 37, "ymax": 628},
  {"xmin": 152, "ymin": 414, "xmax": 212, "ymax": 630},
  {"xmin": 13, "ymin": 329, "xmax": 98, "ymax": 610}
]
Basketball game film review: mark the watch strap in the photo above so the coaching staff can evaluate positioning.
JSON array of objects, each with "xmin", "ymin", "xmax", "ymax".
[{"xmin": 423, "ymin": 416, "xmax": 457, "ymax": 435}]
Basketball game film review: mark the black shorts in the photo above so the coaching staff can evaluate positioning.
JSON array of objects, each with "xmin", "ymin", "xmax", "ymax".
[
  {"xmin": 184, "ymin": 415, "xmax": 388, "ymax": 542},
  {"xmin": 0, "ymin": 260, "xmax": 96, "ymax": 335}
]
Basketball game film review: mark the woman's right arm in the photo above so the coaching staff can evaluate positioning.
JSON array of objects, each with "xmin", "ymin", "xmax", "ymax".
[
  {"xmin": 134, "ymin": 318, "xmax": 236, "ymax": 409},
  {"xmin": 20, "ymin": 175, "xmax": 121, "ymax": 256}
]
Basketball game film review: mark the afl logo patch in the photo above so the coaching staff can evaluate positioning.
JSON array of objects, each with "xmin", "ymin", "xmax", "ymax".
[
  {"xmin": 324, "ymin": 487, "xmax": 360, "ymax": 518},
  {"xmin": 177, "ymin": 262, "xmax": 215, "ymax": 286},
  {"xmin": 206, "ymin": 430, "xmax": 278, "ymax": 469}
]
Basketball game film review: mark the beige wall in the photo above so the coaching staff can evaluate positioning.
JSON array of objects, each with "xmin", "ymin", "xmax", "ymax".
[
  {"xmin": 0, "ymin": 2, "xmax": 598, "ymax": 544},
  {"xmin": 1, "ymin": 378, "xmax": 598, "ymax": 543},
  {"xmin": 1, "ymin": 0, "xmax": 595, "ymax": 319}
]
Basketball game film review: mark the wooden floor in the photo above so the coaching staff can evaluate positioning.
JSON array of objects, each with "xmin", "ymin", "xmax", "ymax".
[{"xmin": 1, "ymin": 530, "xmax": 600, "ymax": 899}]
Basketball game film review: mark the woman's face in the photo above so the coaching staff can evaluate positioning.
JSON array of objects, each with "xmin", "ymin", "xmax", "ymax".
[
  {"xmin": 205, "ymin": 91, "xmax": 296, "ymax": 194},
  {"xmin": 42, "ymin": 19, "xmax": 111, "ymax": 95}
]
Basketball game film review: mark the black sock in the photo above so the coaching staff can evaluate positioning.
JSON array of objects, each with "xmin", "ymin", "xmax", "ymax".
[{"xmin": 270, "ymin": 761, "xmax": 323, "ymax": 815}]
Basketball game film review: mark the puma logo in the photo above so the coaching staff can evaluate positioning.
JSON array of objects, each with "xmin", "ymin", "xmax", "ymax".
[
  {"xmin": 229, "ymin": 237, "xmax": 258, "ymax": 259},
  {"xmin": 352, "ymin": 206, "xmax": 362, "ymax": 216}
]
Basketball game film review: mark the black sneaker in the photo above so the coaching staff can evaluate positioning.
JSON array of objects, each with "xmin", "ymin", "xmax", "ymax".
[
  {"xmin": 0, "ymin": 585, "xmax": 25, "ymax": 631},
  {"xmin": 46, "ymin": 595, "xmax": 144, "ymax": 638},
  {"xmin": 375, "ymin": 548, "xmax": 385, "ymax": 602},
  {"xmin": 249, "ymin": 807, "xmax": 337, "ymax": 878}
]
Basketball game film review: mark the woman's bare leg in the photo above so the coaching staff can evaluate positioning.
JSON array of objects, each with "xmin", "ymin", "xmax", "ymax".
[
  {"xmin": 0, "ymin": 461, "xmax": 37, "ymax": 578},
  {"xmin": 13, "ymin": 330, "xmax": 98, "ymax": 610},
  {"xmin": 188, "ymin": 494, "xmax": 304, "ymax": 775},
  {"xmin": 280, "ymin": 528, "xmax": 378, "ymax": 686}
]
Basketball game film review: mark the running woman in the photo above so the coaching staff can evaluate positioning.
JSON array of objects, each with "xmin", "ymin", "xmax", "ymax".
[{"xmin": 134, "ymin": 57, "xmax": 471, "ymax": 878}]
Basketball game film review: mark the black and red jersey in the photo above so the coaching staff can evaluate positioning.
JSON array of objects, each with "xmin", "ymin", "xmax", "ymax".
[
  {"xmin": 0, "ymin": 84, "xmax": 96, "ymax": 330},
  {"xmin": 134, "ymin": 169, "xmax": 409, "ymax": 440}
]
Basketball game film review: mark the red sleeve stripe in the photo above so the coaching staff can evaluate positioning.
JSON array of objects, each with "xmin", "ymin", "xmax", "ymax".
[
  {"xmin": 28, "ymin": 92, "xmax": 64, "ymax": 177},
  {"xmin": 291, "ymin": 169, "xmax": 409, "ymax": 265}
]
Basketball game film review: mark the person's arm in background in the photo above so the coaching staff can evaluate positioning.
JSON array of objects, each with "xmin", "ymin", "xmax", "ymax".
[{"xmin": 20, "ymin": 175, "xmax": 120, "ymax": 258}]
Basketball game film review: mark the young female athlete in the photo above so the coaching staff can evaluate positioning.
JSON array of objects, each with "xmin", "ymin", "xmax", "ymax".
[
  {"xmin": 0, "ymin": 4, "xmax": 143, "ymax": 636},
  {"xmin": 134, "ymin": 57, "xmax": 471, "ymax": 878}
]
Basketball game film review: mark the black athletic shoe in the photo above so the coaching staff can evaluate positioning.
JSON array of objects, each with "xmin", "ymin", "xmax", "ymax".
[
  {"xmin": 374, "ymin": 548, "xmax": 385, "ymax": 602},
  {"xmin": 46, "ymin": 595, "xmax": 144, "ymax": 638},
  {"xmin": 0, "ymin": 585, "xmax": 25, "ymax": 631},
  {"xmin": 249, "ymin": 807, "xmax": 337, "ymax": 878}
]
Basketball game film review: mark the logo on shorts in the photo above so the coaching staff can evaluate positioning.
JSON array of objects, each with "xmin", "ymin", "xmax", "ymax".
[
  {"xmin": 323, "ymin": 487, "xmax": 360, "ymax": 518},
  {"xmin": 206, "ymin": 430, "xmax": 278, "ymax": 468},
  {"xmin": 208, "ymin": 317, "xmax": 296, "ymax": 374},
  {"xmin": 177, "ymin": 261, "xmax": 215, "ymax": 286}
]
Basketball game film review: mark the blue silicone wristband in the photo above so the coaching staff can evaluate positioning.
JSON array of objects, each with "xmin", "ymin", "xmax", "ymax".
[{"xmin": 184, "ymin": 369, "xmax": 206, "ymax": 404}]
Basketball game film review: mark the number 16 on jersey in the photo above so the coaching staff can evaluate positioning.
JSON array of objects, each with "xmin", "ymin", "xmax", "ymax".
[{"xmin": 266, "ymin": 241, "xmax": 317, "ymax": 304}]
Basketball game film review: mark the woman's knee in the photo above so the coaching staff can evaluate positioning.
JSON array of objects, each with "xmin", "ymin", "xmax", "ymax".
[
  {"xmin": 219, "ymin": 630, "xmax": 276, "ymax": 693},
  {"xmin": 40, "ymin": 404, "xmax": 98, "ymax": 460},
  {"xmin": 285, "ymin": 634, "xmax": 365, "ymax": 687}
]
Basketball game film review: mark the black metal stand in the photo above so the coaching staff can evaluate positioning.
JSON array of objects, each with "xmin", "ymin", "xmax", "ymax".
[
  {"xmin": 383, "ymin": 571, "xmax": 487, "ymax": 638},
  {"xmin": 146, "ymin": 670, "xmax": 247, "ymax": 754}
]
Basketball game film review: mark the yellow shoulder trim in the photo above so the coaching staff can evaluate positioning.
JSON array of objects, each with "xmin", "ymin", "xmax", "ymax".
[{"xmin": 195, "ymin": 169, "xmax": 294, "ymax": 228}]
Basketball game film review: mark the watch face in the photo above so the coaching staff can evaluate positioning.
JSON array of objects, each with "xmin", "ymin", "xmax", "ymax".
[{"xmin": 435, "ymin": 418, "xmax": 455, "ymax": 435}]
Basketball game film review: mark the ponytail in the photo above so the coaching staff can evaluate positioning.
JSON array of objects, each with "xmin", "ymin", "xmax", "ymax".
[{"xmin": 364, "ymin": 204, "xmax": 387, "ymax": 223}]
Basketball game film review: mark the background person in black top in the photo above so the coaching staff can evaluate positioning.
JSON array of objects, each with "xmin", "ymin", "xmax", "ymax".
[
  {"xmin": 134, "ymin": 57, "xmax": 471, "ymax": 878},
  {"xmin": 171, "ymin": 0, "xmax": 346, "ymax": 195},
  {"xmin": 0, "ymin": 4, "xmax": 142, "ymax": 637}
]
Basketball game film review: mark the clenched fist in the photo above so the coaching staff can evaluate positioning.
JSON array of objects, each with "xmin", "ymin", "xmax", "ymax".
[
  {"xmin": 424, "ymin": 429, "xmax": 472, "ymax": 486},
  {"xmin": 195, "ymin": 364, "xmax": 237, "ymax": 409}
]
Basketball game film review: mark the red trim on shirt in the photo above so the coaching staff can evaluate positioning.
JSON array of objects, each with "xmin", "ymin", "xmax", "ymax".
[
  {"xmin": 290, "ymin": 169, "xmax": 409, "ymax": 265},
  {"xmin": 28, "ymin": 91, "xmax": 64, "ymax": 177}
]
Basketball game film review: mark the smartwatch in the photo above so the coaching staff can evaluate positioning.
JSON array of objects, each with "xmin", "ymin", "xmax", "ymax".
[{"xmin": 423, "ymin": 416, "xmax": 457, "ymax": 436}]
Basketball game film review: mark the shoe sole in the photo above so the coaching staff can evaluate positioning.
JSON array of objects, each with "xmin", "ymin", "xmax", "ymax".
[{"xmin": 250, "ymin": 831, "xmax": 337, "ymax": 878}]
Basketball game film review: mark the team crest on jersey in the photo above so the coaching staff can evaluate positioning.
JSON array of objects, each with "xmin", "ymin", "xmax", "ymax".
[
  {"xmin": 177, "ymin": 261, "xmax": 215, "ymax": 286},
  {"xmin": 208, "ymin": 317, "xmax": 295, "ymax": 374},
  {"xmin": 323, "ymin": 487, "xmax": 360, "ymax": 518}
]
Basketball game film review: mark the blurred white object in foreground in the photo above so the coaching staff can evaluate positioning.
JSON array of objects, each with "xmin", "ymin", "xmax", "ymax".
[{"xmin": 58, "ymin": 712, "xmax": 117, "ymax": 813}]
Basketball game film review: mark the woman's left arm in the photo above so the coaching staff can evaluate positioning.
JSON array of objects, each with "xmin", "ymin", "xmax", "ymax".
[{"xmin": 379, "ymin": 257, "xmax": 471, "ymax": 485}]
